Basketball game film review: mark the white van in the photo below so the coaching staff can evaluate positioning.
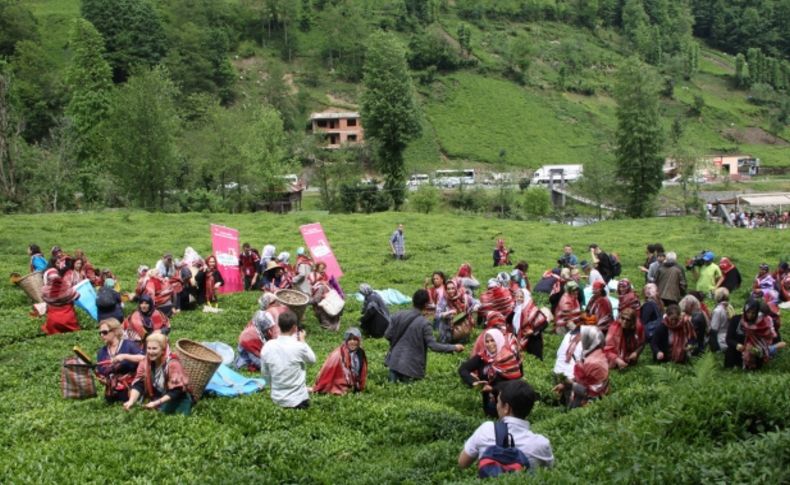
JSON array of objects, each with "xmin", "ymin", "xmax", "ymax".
[
  {"xmin": 407, "ymin": 174, "xmax": 430, "ymax": 190},
  {"xmin": 531, "ymin": 165, "xmax": 583, "ymax": 185}
]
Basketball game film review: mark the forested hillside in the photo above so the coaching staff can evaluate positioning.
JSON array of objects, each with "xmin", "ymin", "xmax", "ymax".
[{"xmin": 0, "ymin": 0, "xmax": 788, "ymax": 213}]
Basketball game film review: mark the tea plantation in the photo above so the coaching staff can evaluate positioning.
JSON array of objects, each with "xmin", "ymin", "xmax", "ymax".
[{"xmin": 1, "ymin": 211, "xmax": 788, "ymax": 484}]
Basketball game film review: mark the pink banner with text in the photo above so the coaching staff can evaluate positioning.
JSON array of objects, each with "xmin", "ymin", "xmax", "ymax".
[
  {"xmin": 210, "ymin": 224, "xmax": 243, "ymax": 293},
  {"xmin": 299, "ymin": 223, "xmax": 343, "ymax": 280}
]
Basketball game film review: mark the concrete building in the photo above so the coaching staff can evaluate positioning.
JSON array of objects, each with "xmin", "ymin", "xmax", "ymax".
[{"xmin": 309, "ymin": 111, "xmax": 364, "ymax": 148}]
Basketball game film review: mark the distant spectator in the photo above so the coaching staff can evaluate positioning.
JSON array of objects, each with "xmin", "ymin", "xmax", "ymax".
[{"xmin": 390, "ymin": 224, "xmax": 405, "ymax": 260}]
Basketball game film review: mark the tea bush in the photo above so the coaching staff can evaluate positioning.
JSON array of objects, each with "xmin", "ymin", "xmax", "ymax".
[{"xmin": 0, "ymin": 211, "xmax": 787, "ymax": 483}]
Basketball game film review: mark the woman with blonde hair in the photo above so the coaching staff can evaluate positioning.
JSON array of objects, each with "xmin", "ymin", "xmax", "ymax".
[
  {"xmin": 96, "ymin": 319, "xmax": 144, "ymax": 403},
  {"xmin": 124, "ymin": 333, "xmax": 193, "ymax": 415}
]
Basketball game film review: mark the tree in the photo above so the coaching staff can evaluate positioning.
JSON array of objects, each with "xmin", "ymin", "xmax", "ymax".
[
  {"xmin": 0, "ymin": 69, "xmax": 25, "ymax": 208},
  {"xmin": 576, "ymin": 160, "xmax": 618, "ymax": 220},
  {"xmin": 184, "ymin": 103, "xmax": 289, "ymax": 212},
  {"xmin": 103, "ymin": 67, "xmax": 180, "ymax": 209},
  {"xmin": 81, "ymin": 0, "xmax": 169, "ymax": 83},
  {"xmin": 9, "ymin": 40, "xmax": 64, "ymax": 142},
  {"xmin": 521, "ymin": 187, "xmax": 551, "ymax": 219},
  {"xmin": 0, "ymin": 2, "xmax": 39, "ymax": 58},
  {"xmin": 360, "ymin": 32, "xmax": 421, "ymax": 209},
  {"xmin": 457, "ymin": 23, "xmax": 472, "ymax": 56},
  {"xmin": 65, "ymin": 18, "xmax": 113, "ymax": 204},
  {"xmin": 734, "ymin": 53, "xmax": 748, "ymax": 88},
  {"xmin": 614, "ymin": 57, "xmax": 664, "ymax": 218}
]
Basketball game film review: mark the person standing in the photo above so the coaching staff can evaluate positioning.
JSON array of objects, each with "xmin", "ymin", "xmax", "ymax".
[
  {"xmin": 260, "ymin": 310, "xmax": 316, "ymax": 409},
  {"xmin": 385, "ymin": 289, "xmax": 463, "ymax": 382},
  {"xmin": 390, "ymin": 224, "xmax": 406, "ymax": 260},
  {"xmin": 239, "ymin": 243, "xmax": 260, "ymax": 291},
  {"xmin": 655, "ymin": 252, "xmax": 686, "ymax": 307}
]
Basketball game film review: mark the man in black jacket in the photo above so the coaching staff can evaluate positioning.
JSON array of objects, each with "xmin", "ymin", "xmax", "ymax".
[
  {"xmin": 385, "ymin": 289, "xmax": 464, "ymax": 382},
  {"xmin": 589, "ymin": 244, "xmax": 614, "ymax": 282}
]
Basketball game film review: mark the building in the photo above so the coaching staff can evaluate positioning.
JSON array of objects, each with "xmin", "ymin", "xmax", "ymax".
[{"xmin": 310, "ymin": 111, "xmax": 364, "ymax": 148}]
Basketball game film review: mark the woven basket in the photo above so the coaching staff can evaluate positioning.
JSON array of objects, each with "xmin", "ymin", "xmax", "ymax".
[
  {"xmin": 174, "ymin": 339, "xmax": 222, "ymax": 401},
  {"xmin": 275, "ymin": 289, "xmax": 310, "ymax": 322},
  {"xmin": 17, "ymin": 272, "xmax": 44, "ymax": 303}
]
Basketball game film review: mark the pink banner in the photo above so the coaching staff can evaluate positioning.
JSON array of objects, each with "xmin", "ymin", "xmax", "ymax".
[
  {"xmin": 299, "ymin": 223, "xmax": 343, "ymax": 280},
  {"xmin": 210, "ymin": 224, "xmax": 243, "ymax": 293}
]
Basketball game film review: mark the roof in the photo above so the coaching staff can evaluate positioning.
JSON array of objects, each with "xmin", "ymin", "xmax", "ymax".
[
  {"xmin": 738, "ymin": 193, "xmax": 790, "ymax": 207},
  {"xmin": 309, "ymin": 111, "xmax": 360, "ymax": 120}
]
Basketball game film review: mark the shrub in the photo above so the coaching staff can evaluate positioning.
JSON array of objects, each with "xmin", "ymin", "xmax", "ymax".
[
  {"xmin": 521, "ymin": 187, "xmax": 551, "ymax": 219},
  {"xmin": 410, "ymin": 184, "xmax": 441, "ymax": 213}
]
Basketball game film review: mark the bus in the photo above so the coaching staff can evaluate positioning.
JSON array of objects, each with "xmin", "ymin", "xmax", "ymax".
[{"xmin": 434, "ymin": 169, "xmax": 476, "ymax": 188}]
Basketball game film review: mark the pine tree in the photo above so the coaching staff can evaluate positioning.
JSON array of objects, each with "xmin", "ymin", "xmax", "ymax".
[
  {"xmin": 614, "ymin": 57, "xmax": 664, "ymax": 218},
  {"xmin": 360, "ymin": 32, "xmax": 421, "ymax": 209},
  {"xmin": 734, "ymin": 53, "xmax": 747, "ymax": 88}
]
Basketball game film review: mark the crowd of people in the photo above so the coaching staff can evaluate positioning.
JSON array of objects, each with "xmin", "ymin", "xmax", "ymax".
[
  {"xmin": 724, "ymin": 209, "xmax": 790, "ymax": 229},
  {"xmin": 23, "ymin": 235, "xmax": 790, "ymax": 473}
]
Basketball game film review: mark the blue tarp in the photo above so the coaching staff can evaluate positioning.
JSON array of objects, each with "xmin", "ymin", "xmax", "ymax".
[
  {"xmin": 204, "ymin": 364, "xmax": 266, "ymax": 397},
  {"xmin": 352, "ymin": 288, "xmax": 411, "ymax": 305}
]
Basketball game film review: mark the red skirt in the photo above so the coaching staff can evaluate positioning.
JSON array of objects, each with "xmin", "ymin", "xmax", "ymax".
[{"xmin": 42, "ymin": 304, "xmax": 80, "ymax": 335}]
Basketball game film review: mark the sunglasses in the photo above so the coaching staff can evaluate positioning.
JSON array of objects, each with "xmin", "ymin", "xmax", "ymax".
[{"xmin": 99, "ymin": 330, "xmax": 110, "ymax": 336}]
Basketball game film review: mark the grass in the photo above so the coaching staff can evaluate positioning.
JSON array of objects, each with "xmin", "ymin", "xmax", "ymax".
[{"xmin": 1, "ymin": 210, "xmax": 789, "ymax": 483}]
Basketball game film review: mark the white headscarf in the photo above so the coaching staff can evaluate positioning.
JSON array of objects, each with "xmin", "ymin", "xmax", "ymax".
[{"xmin": 580, "ymin": 326, "xmax": 605, "ymax": 357}]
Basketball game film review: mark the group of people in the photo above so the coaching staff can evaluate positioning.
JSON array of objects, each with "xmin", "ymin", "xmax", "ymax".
[
  {"xmin": 23, "ymin": 234, "xmax": 790, "ymax": 474},
  {"xmin": 724, "ymin": 209, "xmax": 790, "ymax": 229}
]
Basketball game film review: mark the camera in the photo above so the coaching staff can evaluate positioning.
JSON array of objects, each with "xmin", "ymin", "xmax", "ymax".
[{"xmin": 685, "ymin": 250, "xmax": 709, "ymax": 271}]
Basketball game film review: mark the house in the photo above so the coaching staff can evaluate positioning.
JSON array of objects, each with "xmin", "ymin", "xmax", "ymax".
[{"xmin": 309, "ymin": 111, "xmax": 364, "ymax": 148}]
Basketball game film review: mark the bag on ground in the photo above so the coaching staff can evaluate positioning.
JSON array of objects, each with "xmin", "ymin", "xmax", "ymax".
[
  {"xmin": 61, "ymin": 357, "xmax": 97, "ymax": 399},
  {"xmin": 318, "ymin": 289, "xmax": 345, "ymax": 317}
]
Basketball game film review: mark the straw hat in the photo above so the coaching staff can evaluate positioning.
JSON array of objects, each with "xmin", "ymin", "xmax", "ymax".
[{"xmin": 262, "ymin": 260, "xmax": 282, "ymax": 275}]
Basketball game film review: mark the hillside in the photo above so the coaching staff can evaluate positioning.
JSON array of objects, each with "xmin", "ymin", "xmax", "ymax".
[
  {"xmin": 1, "ymin": 211, "xmax": 789, "ymax": 483},
  {"xmin": 16, "ymin": 0, "xmax": 789, "ymax": 176}
]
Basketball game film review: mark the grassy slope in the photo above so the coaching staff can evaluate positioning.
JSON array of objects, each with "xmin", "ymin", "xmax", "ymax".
[
  {"xmin": 19, "ymin": 1, "xmax": 790, "ymax": 171},
  {"xmin": 1, "ymin": 211, "xmax": 788, "ymax": 483}
]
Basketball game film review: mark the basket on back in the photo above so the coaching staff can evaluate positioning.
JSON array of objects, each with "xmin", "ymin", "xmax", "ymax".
[
  {"xmin": 174, "ymin": 339, "xmax": 222, "ymax": 401},
  {"xmin": 275, "ymin": 289, "xmax": 310, "ymax": 322},
  {"xmin": 15, "ymin": 272, "xmax": 44, "ymax": 303}
]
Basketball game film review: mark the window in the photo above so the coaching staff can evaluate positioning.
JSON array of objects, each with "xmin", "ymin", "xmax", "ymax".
[
  {"xmin": 347, "ymin": 134, "xmax": 358, "ymax": 142},
  {"xmin": 347, "ymin": 118, "xmax": 357, "ymax": 127},
  {"xmin": 316, "ymin": 119, "xmax": 327, "ymax": 128},
  {"xmin": 329, "ymin": 120, "xmax": 338, "ymax": 129}
]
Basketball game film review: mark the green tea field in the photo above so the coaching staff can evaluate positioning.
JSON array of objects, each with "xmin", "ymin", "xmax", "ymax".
[{"xmin": 1, "ymin": 211, "xmax": 788, "ymax": 483}]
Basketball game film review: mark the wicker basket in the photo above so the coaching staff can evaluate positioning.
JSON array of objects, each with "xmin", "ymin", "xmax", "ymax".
[
  {"xmin": 174, "ymin": 339, "xmax": 222, "ymax": 401},
  {"xmin": 275, "ymin": 289, "xmax": 310, "ymax": 322},
  {"xmin": 16, "ymin": 271, "xmax": 44, "ymax": 303}
]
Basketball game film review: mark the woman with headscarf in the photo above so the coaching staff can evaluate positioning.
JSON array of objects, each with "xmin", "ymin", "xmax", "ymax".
[
  {"xmin": 96, "ymin": 318, "xmax": 144, "ymax": 403},
  {"xmin": 260, "ymin": 260, "xmax": 292, "ymax": 293},
  {"xmin": 492, "ymin": 238, "xmax": 512, "ymax": 267},
  {"xmin": 553, "ymin": 326, "xmax": 609, "ymax": 408},
  {"xmin": 717, "ymin": 257, "xmax": 742, "ymax": 293},
  {"xmin": 292, "ymin": 247, "xmax": 313, "ymax": 295},
  {"xmin": 780, "ymin": 274, "xmax": 790, "ymax": 303},
  {"xmin": 195, "ymin": 255, "xmax": 224, "ymax": 306},
  {"xmin": 235, "ymin": 295, "xmax": 282, "ymax": 371},
  {"xmin": 132, "ymin": 265, "xmax": 150, "ymax": 302},
  {"xmin": 259, "ymin": 244, "xmax": 276, "ymax": 276},
  {"xmin": 709, "ymin": 288, "xmax": 733, "ymax": 352},
  {"xmin": 312, "ymin": 328, "xmax": 368, "ymax": 395},
  {"xmin": 604, "ymin": 307, "xmax": 645, "ymax": 369},
  {"xmin": 359, "ymin": 283, "xmax": 390, "ymax": 338},
  {"xmin": 515, "ymin": 299, "xmax": 551, "ymax": 361},
  {"xmin": 309, "ymin": 261, "xmax": 341, "ymax": 331},
  {"xmin": 586, "ymin": 280, "xmax": 614, "ymax": 335},
  {"xmin": 425, "ymin": 271, "xmax": 446, "ymax": 312},
  {"xmin": 554, "ymin": 281, "xmax": 582, "ymax": 336},
  {"xmin": 70, "ymin": 249, "xmax": 100, "ymax": 286},
  {"xmin": 144, "ymin": 269, "xmax": 176, "ymax": 317},
  {"xmin": 459, "ymin": 328, "xmax": 522, "ymax": 416},
  {"xmin": 41, "ymin": 259, "xmax": 81, "ymax": 335},
  {"xmin": 276, "ymin": 252, "xmax": 294, "ymax": 278},
  {"xmin": 514, "ymin": 261, "xmax": 531, "ymax": 290},
  {"xmin": 478, "ymin": 278, "xmax": 514, "ymax": 322},
  {"xmin": 651, "ymin": 304, "xmax": 695, "ymax": 364},
  {"xmin": 124, "ymin": 333, "xmax": 193, "ymax": 415},
  {"xmin": 732, "ymin": 301, "xmax": 785, "ymax": 370},
  {"xmin": 640, "ymin": 283, "xmax": 663, "ymax": 343},
  {"xmin": 456, "ymin": 263, "xmax": 480, "ymax": 295},
  {"xmin": 436, "ymin": 278, "xmax": 478, "ymax": 343},
  {"xmin": 617, "ymin": 279, "xmax": 640, "ymax": 314},
  {"xmin": 752, "ymin": 263, "xmax": 775, "ymax": 299},
  {"xmin": 680, "ymin": 294, "xmax": 708, "ymax": 355},
  {"xmin": 471, "ymin": 311, "xmax": 520, "ymax": 360},
  {"xmin": 123, "ymin": 294, "xmax": 170, "ymax": 349}
]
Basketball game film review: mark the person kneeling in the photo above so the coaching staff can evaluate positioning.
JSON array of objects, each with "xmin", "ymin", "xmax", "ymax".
[
  {"xmin": 553, "ymin": 326, "xmax": 609, "ymax": 408},
  {"xmin": 458, "ymin": 380, "xmax": 554, "ymax": 473},
  {"xmin": 123, "ymin": 333, "xmax": 193, "ymax": 416},
  {"xmin": 312, "ymin": 328, "xmax": 367, "ymax": 395},
  {"xmin": 459, "ymin": 328, "xmax": 523, "ymax": 417}
]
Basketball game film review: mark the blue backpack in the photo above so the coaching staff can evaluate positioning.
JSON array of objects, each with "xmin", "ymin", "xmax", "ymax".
[{"xmin": 477, "ymin": 421, "xmax": 531, "ymax": 478}]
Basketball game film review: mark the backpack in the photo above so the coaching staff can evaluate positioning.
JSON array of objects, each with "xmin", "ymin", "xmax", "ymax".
[
  {"xmin": 609, "ymin": 253, "xmax": 622, "ymax": 278},
  {"xmin": 478, "ymin": 421, "xmax": 531, "ymax": 478},
  {"xmin": 96, "ymin": 287, "xmax": 116, "ymax": 309}
]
